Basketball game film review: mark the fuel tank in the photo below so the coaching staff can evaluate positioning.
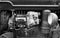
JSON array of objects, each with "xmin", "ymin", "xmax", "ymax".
[{"xmin": 0, "ymin": 0, "xmax": 60, "ymax": 5}]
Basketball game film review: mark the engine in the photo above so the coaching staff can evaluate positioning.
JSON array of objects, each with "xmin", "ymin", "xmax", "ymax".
[{"xmin": 8, "ymin": 11, "xmax": 40, "ymax": 36}]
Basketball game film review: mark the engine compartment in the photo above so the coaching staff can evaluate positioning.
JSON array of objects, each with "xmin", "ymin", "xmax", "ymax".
[
  {"xmin": 0, "ymin": 2, "xmax": 60, "ymax": 38},
  {"xmin": 0, "ymin": 10, "xmax": 42, "ymax": 37}
]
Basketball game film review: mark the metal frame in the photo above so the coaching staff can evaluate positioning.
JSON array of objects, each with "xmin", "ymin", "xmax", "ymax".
[{"xmin": 0, "ymin": 1, "xmax": 59, "ymax": 7}]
